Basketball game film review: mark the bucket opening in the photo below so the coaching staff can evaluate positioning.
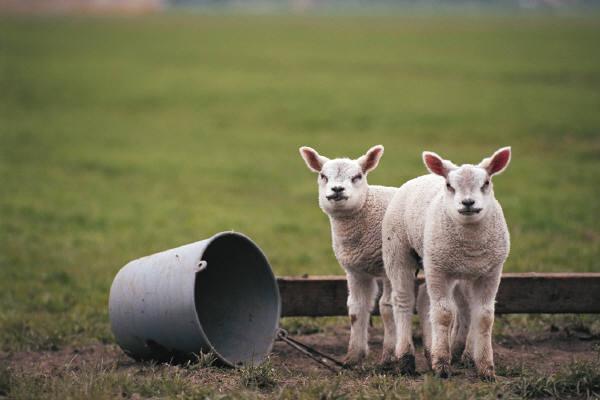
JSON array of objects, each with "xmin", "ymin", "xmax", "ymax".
[{"xmin": 194, "ymin": 233, "xmax": 280, "ymax": 366}]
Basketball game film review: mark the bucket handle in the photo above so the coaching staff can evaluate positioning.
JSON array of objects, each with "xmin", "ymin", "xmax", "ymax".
[{"xmin": 196, "ymin": 260, "xmax": 208, "ymax": 272}]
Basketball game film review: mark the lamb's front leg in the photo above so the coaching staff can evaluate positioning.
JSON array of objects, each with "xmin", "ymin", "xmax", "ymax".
[
  {"xmin": 426, "ymin": 270, "xmax": 456, "ymax": 378},
  {"xmin": 466, "ymin": 272, "xmax": 501, "ymax": 381},
  {"xmin": 345, "ymin": 272, "xmax": 377, "ymax": 366}
]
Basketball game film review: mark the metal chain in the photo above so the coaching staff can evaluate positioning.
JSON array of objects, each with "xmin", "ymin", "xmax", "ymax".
[{"xmin": 276, "ymin": 328, "xmax": 347, "ymax": 373}]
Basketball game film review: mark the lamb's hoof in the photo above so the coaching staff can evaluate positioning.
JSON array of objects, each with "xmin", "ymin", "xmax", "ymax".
[
  {"xmin": 477, "ymin": 366, "xmax": 496, "ymax": 382},
  {"xmin": 343, "ymin": 350, "xmax": 367, "ymax": 368},
  {"xmin": 376, "ymin": 349, "xmax": 397, "ymax": 373},
  {"xmin": 433, "ymin": 360, "xmax": 451, "ymax": 379},
  {"xmin": 460, "ymin": 352, "xmax": 474, "ymax": 368},
  {"xmin": 376, "ymin": 355, "xmax": 397, "ymax": 373},
  {"xmin": 423, "ymin": 348, "xmax": 432, "ymax": 370},
  {"xmin": 381, "ymin": 348, "xmax": 395, "ymax": 363},
  {"xmin": 451, "ymin": 343, "xmax": 466, "ymax": 365},
  {"xmin": 397, "ymin": 353, "xmax": 417, "ymax": 376}
]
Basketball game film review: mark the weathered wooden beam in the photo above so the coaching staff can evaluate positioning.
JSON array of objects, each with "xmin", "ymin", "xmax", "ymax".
[{"xmin": 278, "ymin": 273, "xmax": 600, "ymax": 317}]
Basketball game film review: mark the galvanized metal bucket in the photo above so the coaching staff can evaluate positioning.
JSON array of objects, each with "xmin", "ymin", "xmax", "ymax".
[{"xmin": 109, "ymin": 231, "xmax": 281, "ymax": 367}]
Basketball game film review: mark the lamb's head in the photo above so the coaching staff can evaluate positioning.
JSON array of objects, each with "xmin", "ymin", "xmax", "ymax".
[
  {"xmin": 299, "ymin": 145, "xmax": 384, "ymax": 217},
  {"xmin": 423, "ymin": 147, "xmax": 511, "ymax": 224}
]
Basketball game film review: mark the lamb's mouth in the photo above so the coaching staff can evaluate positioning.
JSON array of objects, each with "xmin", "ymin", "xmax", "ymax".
[
  {"xmin": 326, "ymin": 194, "xmax": 349, "ymax": 202},
  {"xmin": 458, "ymin": 208, "xmax": 482, "ymax": 215}
]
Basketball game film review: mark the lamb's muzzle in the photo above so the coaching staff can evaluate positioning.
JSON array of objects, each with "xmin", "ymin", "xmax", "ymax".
[{"xmin": 326, "ymin": 186, "xmax": 348, "ymax": 201}]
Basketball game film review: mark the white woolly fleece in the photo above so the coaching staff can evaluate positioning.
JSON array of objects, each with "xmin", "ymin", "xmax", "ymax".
[
  {"xmin": 383, "ymin": 174, "xmax": 509, "ymax": 271},
  {"xmin": 330, "ymin": 185, "xmax": 397, "ymax": 277}
]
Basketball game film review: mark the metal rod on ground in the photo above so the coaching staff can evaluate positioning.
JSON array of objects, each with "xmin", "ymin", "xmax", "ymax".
[{"xmin": 276, "ymin": 328, "xmax": 346, "ymax": 372}]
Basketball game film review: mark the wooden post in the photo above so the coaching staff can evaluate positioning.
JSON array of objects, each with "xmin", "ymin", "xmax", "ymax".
[{"xmin": 277, "ymin": 273, "xmax": 600, "ymax": 317}]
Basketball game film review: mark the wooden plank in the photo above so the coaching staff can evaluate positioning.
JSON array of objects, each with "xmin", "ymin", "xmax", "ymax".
[
  {"xmin": 278, "ymin": 275, "xmax": 349, "ymax": 317},
  {"xmin": 277, "ymin": 273, "xmax": 600, "ymax": 317}
]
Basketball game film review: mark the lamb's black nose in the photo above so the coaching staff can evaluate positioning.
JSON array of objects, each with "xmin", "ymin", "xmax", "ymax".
[
  {"xmin": 331, "ymin": 186, "xmax": 345, "ymax": 193},
  {"xmin": 462, "ymin": 198, "xmax": 475, "ymax": 207}
]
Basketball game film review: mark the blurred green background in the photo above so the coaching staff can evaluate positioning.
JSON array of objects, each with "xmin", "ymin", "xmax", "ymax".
[{"xmin": 1, "ymin": 14, "xmax": 599, "ymax": 351}]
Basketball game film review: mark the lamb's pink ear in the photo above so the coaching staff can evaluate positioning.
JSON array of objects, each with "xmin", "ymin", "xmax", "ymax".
[
  {"xmin": 357, "ymin": 145, "xmax": 384, "ymax": 174},
  {"xmin": 422, "ymin": 151, "xmax": 455, "ymax": 178},
  {"xmin": 299, "ymin": 146, "xmax": 329, "ymax": 173},
  {"xmin": 479, "ymin": 147, "xmax": 511, "ymax": 176}
]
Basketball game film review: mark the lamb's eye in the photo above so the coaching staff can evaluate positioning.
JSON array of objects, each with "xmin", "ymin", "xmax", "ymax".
[
  {"xmin": 320, "ymin": 174, "xmax": 328, "ymax": 183},
  {"xmin": 481, "ymin": 180, "xmax": 490, "ymax": 190},
  {"xmin": 446, "ymin": 182, "xmax": 455, "ymax": 192},
  {"xmin": 352, "ymin": 174, "xmax": 362, "ymax": 183}
]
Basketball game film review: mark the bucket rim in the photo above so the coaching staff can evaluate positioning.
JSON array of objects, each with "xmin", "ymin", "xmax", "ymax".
[{"xmin": 193, "ymin": 231, "xmax": 281, "ymax": 367}]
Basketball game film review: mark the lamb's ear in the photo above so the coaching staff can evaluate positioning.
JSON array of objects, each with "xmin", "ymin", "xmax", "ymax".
[
  {"xmin": 422, "ymin": 151, "xmax": 456, "ymax": 178},
  {"xmin": 299, "ymin": 146, "xmax": 329, "ymax": 173},
  {"xmin": 479, "ymin": 146, "xmax": 511, "ymax": 176},
  {"xmin": 357, "ymin": 145, "xmax": 384, "ymax": 174}
]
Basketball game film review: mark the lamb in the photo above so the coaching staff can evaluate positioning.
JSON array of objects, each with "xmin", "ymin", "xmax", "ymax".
[
  {"xmin": 382, "ymin": 147, "xmax": 511, "ymax": 380},
  {"xmin": 299, "ymin": 145, "xmax": 397, "ymax": 366}
]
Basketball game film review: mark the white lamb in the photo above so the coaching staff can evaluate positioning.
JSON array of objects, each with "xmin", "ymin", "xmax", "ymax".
[
  {"xmin": 299, "ymin": 145, "xmax": 397, "ymax": 366},
  {"xmin": 382, "ymin": 147, "xmax": 511, "ymax": 380}
]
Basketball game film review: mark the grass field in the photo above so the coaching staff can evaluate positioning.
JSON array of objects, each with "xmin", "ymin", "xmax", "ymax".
[{"xmin": 1, "ymin": 12, "xmax": 600, "ymax": 399}]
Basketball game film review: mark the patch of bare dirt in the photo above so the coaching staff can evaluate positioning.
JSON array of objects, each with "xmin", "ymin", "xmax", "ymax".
[
  {"xmin": 273, "ymin": 325, "xmax": 599, "ymax": 379},
  {"xmin": 2, "ymin": 324, "xmax": 598, "ymax": 381},
  {"xmin": 0, "ymin": 344, "xmax": 127, "ymax": 375}
]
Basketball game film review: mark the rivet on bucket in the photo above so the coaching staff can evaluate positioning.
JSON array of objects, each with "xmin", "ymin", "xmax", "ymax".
[{"xmin": 108, "ymin": 231, "xmax": 281, "ymax": 367}]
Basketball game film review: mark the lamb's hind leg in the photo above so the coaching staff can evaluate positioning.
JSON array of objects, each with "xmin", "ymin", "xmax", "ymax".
[
  {"xmin": 450, "ymin": 283, "xmax": 470, "ymax": 365},
  {"xmin": 384, "ymin": 245, "xmax": 418, "ymax": 375},
  {"xmin": 416, "ymin": 283, "xmax": 432, "ymax": 369},
  {"xmin": 379, "ymin": 276, "xmax": 397, "ymax": 367},
  {"xmin": 344, "ymin": 272, "xmax": 377, "ymax": 366}
]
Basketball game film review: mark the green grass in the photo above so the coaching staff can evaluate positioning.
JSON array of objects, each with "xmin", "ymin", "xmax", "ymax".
[
  {"xmin": 504, "ymin": 359, "xmax": 600, "ymax": 398},
  {"xmin": 239, "ymin": 357, "xmax": 279, "ymax": 390},
  {"xmin": 3, "ymin": 355, "xmax": 599, "ymax": 399},
  {"xmin": 1, "ymin": 12, "xmax": 599, "ymax": 398}
]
